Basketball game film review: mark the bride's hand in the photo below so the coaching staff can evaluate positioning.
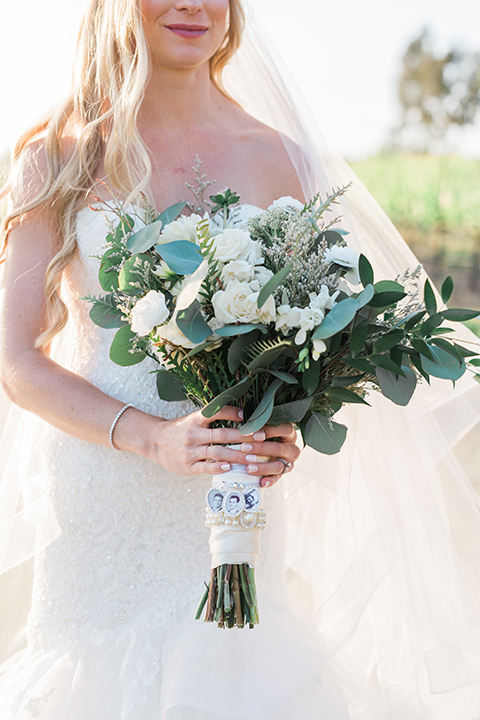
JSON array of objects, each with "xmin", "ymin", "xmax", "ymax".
[{"xmin": 147, "ymin": 407, "xmax": 300, "ymax": 485}]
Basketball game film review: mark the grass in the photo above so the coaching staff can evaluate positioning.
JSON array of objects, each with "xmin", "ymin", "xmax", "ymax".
[{"xmin": 351, "ymin": 153, "xmax": 480, "ymax": 310}]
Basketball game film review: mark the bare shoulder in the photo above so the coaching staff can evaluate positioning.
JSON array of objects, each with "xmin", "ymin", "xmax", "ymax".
[{"xmin": 224, "ymin": 106, "xmax": 306, "ymax": 203}]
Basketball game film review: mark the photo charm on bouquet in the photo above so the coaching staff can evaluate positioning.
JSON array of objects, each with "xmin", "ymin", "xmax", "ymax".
[{"xmin": 86, "ymin": 178, "xmax": 480, "ymax": 629}]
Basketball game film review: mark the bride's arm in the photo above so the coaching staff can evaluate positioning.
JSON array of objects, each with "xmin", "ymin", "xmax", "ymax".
[{"xmin": 0, "ymin": 155, "xmax": 299, "ymax": 485}]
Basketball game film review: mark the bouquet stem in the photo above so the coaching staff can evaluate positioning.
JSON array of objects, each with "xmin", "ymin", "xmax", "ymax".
[{"xmin": 195, "ymin": 563, "xmax": 259, "ymax": 629}]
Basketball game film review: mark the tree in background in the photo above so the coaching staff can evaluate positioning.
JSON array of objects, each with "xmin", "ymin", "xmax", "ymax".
[{"xmin": 391, "ymin": 30, "xmax": 480, "ymax": 153}]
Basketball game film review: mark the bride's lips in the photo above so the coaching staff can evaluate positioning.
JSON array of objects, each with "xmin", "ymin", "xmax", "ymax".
[{"xmin": 165, "ymin": 24, "xmax": 208, "ymax": 39}]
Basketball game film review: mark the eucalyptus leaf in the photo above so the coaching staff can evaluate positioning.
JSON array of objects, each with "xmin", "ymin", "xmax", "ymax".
[
  {"xmin": 411, "ymin": 338, "xmax": 435, "ymax": 362},
  {"xmin": 420, "ymin": 312, "xmax": 444, "ymax": 336},
  {"xmin": 441, "ymin": 309, "xmax": 480, "ymax": 322},
  {"xmin": 239, "ymin": 379, "xmax": 283, "ymax": 435},
  {"xmin": 156, "ymin": 370, "xmax": 187, "ymax": 402},
  {"xmin": 424, "ymin": 279, "xmax": 437, "ymax": 316},
  {"xmin": 376, "ymin": 366, "xmax": 417, "ymax": 406},
  {"xmin": 127, "ymin": 220, "xmax": 163, "ymax": 253},
  {"xmin": 227, "ymin": 330, "xmax": 261, "ymax": 373},
  {"xmin": 302, "ymin": 359, "xmax": 321, "ymax": 396},
  {"xmin": 118, "ymin": 254, "xmax": 153, "ymax": 296},
  {"xmin": 374, "ymin": 330, "xmax": 404, "ymax": 354},
  {"xmin": 322, "ymin": 230, "xmax": 345, "ymax": 246},
  {"xmin": 268, "ymin": 398, "xmax": 312, "ymax": 425},
  {"xmin": 155, "ymin": 201, "xmax": 188, "ymax": 228},
  {"xmin": 176, "ymin": 300, "xmax": 212, "ymax": 344},
  {"xmin": 155, "ymin": 240, "xmax": 203, "ymax": 275},
  {"xmin": 402, "ymin": 310, "xmax": 426, "ymax": 332},
  {"xmin": 345, "ymin": 357, "xmax": 377, "ymax": 375},
  {"xmin": 216, "ymin": 324, "xmax": 267, "ymax": 337},
  {"xmin": 469, "ymin": 359, "xmax": 480, "ymax": 367},
  {"xmin": 429, "ymin": 338, "xmax": 464, "ymax": 362},
  {"xmin": 99, "ymin": 247, "xmax": 124, "ymax": 292},
  {"xmin": 257, "ymin": 265, "xmax": 292, "ymax": 309},
  {"xmin": 369, "ymin": 354, "xmax": 406, "ymax": 377},
  {"xmin": 350, "ymin": 321, "xmax": 368, "ymax": 357},
  {"xmin": 358, "ymin": 254, "xmax": 374, "ymax": 287},
  {"xmin": 109, "ymin": 325, "xmax": 146, "ymax": 367},
  {"xmin": 325, "ymin": 386, "xmax": 369, "ymax": 405},
  {"xmin": 89, "ymin": 295, "xmax": 127, "ymax": 329},
  {"xmin": 356, "ymin": 284, "xmax": 375, "ymax": 308},
  {"xmin": 313, "ymin": 298, "xmax": 359, "ymax": 340},
  {"xmin": 441, "ymin": 276, "xmax": 454, "ymax": 305},
  {"xmin": 420, "ymin": 345, "xmax": 466, "ymax": 381},
  {"xmin": 331, "ymin": 374, "xmax": 365, "ymax": 387},
  {"xmin": 304, "ymin": 412, "xmax": 347, "ymax": 456},
  {"xmin": 202, "ymin": 377, "xmax": 251, "ymax": 418},
  {"xmin": 254, "ymin": 368, "xmax": 298, "ymax": 384},
  {"xmin": 369, "ymin": 290, "xmax": 407, "ymax": 307}
]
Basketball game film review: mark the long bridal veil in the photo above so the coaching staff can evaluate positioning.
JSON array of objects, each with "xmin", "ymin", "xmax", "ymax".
[
  {"xmin": 1, "ymin": 2, "xmax": 480, "ymax": 717},
  {"xmin": 224, "ymin": 6, "xmax": 480, "ymax": 717}
]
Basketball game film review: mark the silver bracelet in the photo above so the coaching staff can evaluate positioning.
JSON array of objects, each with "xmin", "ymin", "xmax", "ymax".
[{"xmin": 109, "ymin": 404, "xmax": 135, "ymax": 451}]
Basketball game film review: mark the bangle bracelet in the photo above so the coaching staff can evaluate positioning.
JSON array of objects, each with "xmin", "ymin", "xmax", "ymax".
[{"xmin": 109, "ymin": 404, "xmax": 135, "ymax": 451}]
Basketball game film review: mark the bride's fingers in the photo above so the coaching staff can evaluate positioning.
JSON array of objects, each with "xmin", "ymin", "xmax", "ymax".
[
  {"xmin": 196, "ymin": 444, "xmax": 249, "ymax": 464},
  {"xmin": 244, "ymin": 459, "xmax": 291, "ymax": 480},
  {"xmin": 191, "ymin": 460, "xmax": 235, "ymax": 475},
  {"xmin": 196, "ymin": 406, "xmax": 244, "ymax": 427}
]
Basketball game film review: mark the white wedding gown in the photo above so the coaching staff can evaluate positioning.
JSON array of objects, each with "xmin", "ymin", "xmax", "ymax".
[{"xmin": 0, "ymin": 205, "xmax": 354, "ymax": 719}]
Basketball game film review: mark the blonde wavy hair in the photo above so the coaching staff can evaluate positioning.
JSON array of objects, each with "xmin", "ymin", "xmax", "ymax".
[{"xmin": 0, "ymin": 0, "xmax": 245, "ymax": 348}]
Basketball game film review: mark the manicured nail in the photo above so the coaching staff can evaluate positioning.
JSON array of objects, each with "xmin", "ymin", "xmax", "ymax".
[
  {"xmin": 241, "ymin": 444, "xmax": 253, "ymax": 452},
  {"xmin": 245, "ymin": 454, "xmax": 257, "ymax": 462},
  {"xmin": 248, "ymin": 465, "xmax": 259, "ymax": 473},
  {"xmin": 263, "ymin": 480, "xmax": 271, "ymax": 487},
  {"xmin": 221, "ymin": 463, "xmax": 231, "ymax": 471},
  {"xmin": 238, "ymin": 409, "xmax": 244, "ymax": 419},
  {"xmin": 253, "ymin": 431, "xmax": 265, "ymax": 441}
]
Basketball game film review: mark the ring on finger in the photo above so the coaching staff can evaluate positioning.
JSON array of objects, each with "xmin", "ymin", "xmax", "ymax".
[{"xmin": 278, "ymin": 458, "xmax": 293, "ymax": 475}]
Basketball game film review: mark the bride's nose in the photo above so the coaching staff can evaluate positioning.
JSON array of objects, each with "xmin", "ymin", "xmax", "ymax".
[{"xmin": 174, "ymin": 0, "xmax": 205, "ymax": 11}]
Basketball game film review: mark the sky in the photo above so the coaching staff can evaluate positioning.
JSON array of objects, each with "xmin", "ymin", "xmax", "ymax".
[{"xmin": 1, "ymin": 0, "xmax": 479, "ymax": 161}]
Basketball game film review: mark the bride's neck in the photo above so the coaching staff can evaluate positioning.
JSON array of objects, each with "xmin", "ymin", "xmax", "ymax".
[{"xmin": 138, "ymin": 63, "xmax": 223, "ymax": 134}]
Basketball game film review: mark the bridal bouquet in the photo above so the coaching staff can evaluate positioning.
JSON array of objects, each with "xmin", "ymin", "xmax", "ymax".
[{"xmin": 87, "ymin": 186, "xmax": 480, "ymax": 629}]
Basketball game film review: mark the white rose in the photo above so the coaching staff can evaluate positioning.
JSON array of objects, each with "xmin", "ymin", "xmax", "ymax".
[
  {"xmin": 323, "ymin": 244, "xmax": 360, "ymax": 285},
  {"xmin": 221, "ymin": 260, "xmax": 255, "ymax": 284},
  {"xmin": 212, "ymin": 229, "xmax": 262, "ymax": 264},
  {"xmin": 268, "ymin": 197, "xmax": 304, "ymax": 212},
  {"xmin": 212, "ymin": 280, "xmax": 276, "ymax": 326},
  {"xmin": 253, "ymin": 266, "xmax": 274, "ymax": 288},
  {"xmin": 130, "ymin": 290, "xmax": 169, "ymax": 336},
  {"xmin": 158, "ymin": 213, "xmax": 204, "ymax": 244},
  {"xmin": 312, "ymin": 338, "xmax": 327, "ymax": 361},
  {"xmin": 156, "ymin": 317, "xmax": 197, "ymax": 349}
]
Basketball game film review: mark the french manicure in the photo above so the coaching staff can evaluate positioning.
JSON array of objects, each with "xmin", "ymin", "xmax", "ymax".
[
  {"xmin": 238, "ymin": 409, "xmax": 244, "ymax": 419},
  {"xmin": 253, "ymin": 431, "xmax": 265, "ymax": 441},
  {"xmin": 248, "ymin": 464, "xmax": 259, "ymax": 473},
  {"xmin": 241, "ymin": 443, "xmax": 253, "ymax": 452},
  {"xmin": 245, "ymin": 454, "xmax": 257, "ymax": 462},
  {"xmin": 221, "ymin": 463, "xmax": 231, "ymax": 471}
]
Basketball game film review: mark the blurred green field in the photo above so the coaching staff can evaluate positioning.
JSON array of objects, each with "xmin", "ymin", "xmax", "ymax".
[{"xmin": 351, "ymin": 153, "xmax": 480, "ymax": 313}]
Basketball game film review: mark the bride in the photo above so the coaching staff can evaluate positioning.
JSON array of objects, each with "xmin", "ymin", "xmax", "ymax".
[{"xmin": 2, "ymin": 1, "xmax": 480, "ymax": 718}]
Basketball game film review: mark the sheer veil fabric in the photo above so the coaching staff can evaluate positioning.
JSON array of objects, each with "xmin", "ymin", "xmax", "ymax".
[{"xmin": 1, "ymin": 4, "xmax": 480, "ymax": 718}]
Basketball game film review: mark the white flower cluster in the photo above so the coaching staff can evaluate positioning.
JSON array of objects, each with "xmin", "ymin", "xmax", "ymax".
[
  {"xmin": 211, "ymin": 229, "xmax": 275, "ymax": 326},
  {"xmin": 276, "ymin": 285, "xmax": 340, "ymax": 359},
  {"xmin": 128, "ymin": 200, "xmax": 359, "ymax": 362}
]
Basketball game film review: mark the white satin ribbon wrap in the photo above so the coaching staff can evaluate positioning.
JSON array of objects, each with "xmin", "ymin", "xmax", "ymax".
[
  {"xmin": 209, "ymin": 524, "xmax": 261, "ymax": 569},
  {"xmin": 210, "ymin": 465, "xmax": 264, "ymax": 569}
]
